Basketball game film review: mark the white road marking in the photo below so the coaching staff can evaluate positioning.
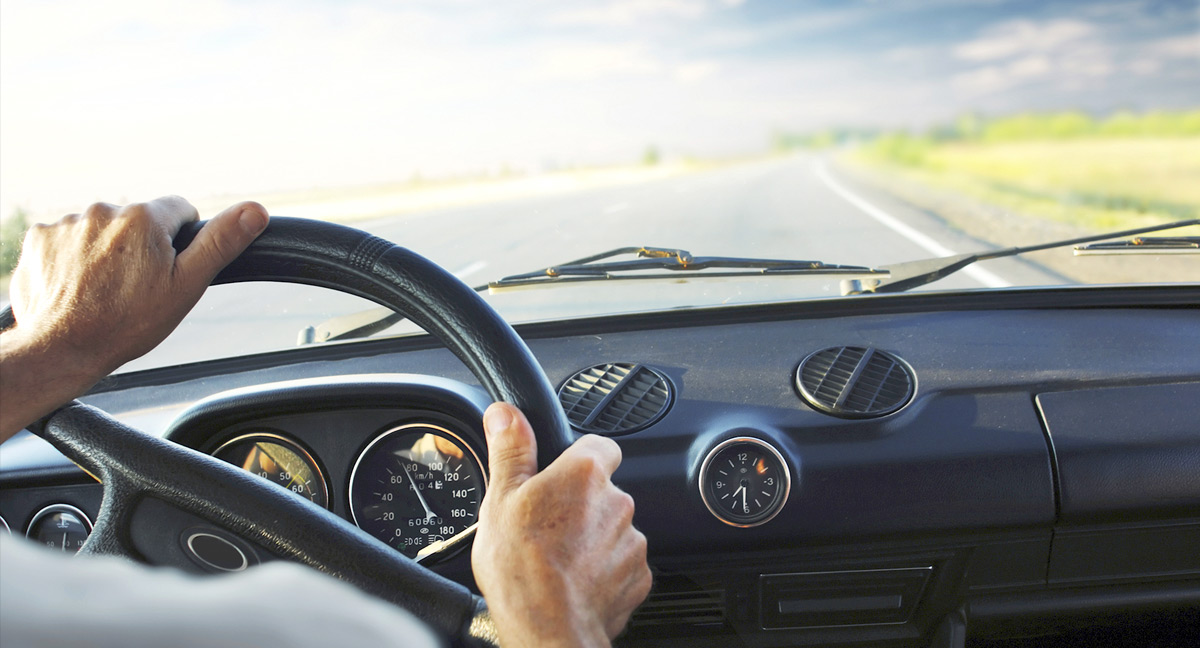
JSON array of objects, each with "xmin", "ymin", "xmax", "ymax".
[
  {"xmin": 452, "ymin": 260, "xmax": 488, "ymax": 281},
  {"xmin": 812, "ymin": 160, "xmax": 1011, "ymax": 289}
]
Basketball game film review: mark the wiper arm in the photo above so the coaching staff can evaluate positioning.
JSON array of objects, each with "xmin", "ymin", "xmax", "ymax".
[
  {"xmin": 841, "ymin": 218, "xmax": 1200, "ymax": 296},
  {"xmin": 299, "ymin": 246, "xmax": 883, "ymax": 343},
  {"xmin": 297, "ymin": 306, "xmax": 424, "ymax": 345},
  {"xmin": 490, "ymin": 246, "xmax": 882, "ymax": 289}
]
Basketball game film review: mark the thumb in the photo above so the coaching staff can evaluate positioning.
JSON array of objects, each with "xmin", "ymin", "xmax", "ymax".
[
  {"xmin": 483, "ymin": 402, "xmax": 539, "ymax": 496},
  {"xmin": 175, "ymin": 201, "xmax": 269, "ymax": 289}
]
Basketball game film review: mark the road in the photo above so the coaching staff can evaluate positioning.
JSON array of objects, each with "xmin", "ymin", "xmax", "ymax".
[{"xmin": 122, "ymin": 154, "xmax": 1062, "ymax": 372}]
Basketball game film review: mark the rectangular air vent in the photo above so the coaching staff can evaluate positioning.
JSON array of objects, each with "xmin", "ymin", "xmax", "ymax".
[
  {"xmin": 760, "ymin": 567, "xmax": 931, "ymax": 629},
  {"xmin": 630, "ymin": 580, "xmax": 725, "ymax": 628}
]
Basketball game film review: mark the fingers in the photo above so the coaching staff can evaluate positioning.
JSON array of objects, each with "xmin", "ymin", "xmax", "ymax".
[
  {"xmin": 174, "ymin": 201, "xmax": 269, "ymax": 291},
  {"xmin": 557, "ymin": 433, "xmax": 622, "ymax": 478},
  {"xmin": 599, "ymin": 517, "xmax": 651, "ymax": 639},
  {"xmin": 483, "ymin": 402, "xmax": 539, "ymax": 496},
  {"xmin": 142, "ymin": 195, "xmax": 200, "ymax": 235}
]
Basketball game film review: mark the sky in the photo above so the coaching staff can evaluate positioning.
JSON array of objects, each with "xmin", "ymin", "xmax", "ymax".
[{"xmin": 1, "ymin": 0, "xmax": 1197, "ymax": 219}]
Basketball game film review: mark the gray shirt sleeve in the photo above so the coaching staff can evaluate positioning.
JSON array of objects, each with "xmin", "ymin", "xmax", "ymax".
[{"xmin": 0, "ymin": 535, "xmax": 440, "ymax": 648}]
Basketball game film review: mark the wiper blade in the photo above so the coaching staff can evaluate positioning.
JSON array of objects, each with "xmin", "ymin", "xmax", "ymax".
[
  {"xmin": 841, "ymin": 218, "xmax": 1200, "ymax": 296},
  {"xmin": 300, "ymin": 246, "xmax": 883, "ymax": 343},
  {"xmin": 1074, "ymin": 236, "xmax": 1200, "ymax": 255},
  {"xmin": 490, "ymin": 246, "xmax": 883, "ymax": 289}
]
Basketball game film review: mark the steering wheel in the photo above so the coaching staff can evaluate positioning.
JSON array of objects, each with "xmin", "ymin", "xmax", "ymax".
[{"xmin": 0, "ymin": 217, "xmax": 575, "ymax": 647}]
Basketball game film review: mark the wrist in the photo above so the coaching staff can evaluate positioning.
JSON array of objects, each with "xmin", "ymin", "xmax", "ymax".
[
  {"xmin": 0, "ymin": 326, "xmax": 106, "ymax": 441},
  {"xmin": 485, "ymin": 593, "xmax": 611, "ymax": 648}
]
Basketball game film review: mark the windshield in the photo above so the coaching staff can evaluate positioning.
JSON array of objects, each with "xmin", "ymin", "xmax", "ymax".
[{"xmin": 2, "ymin": 0, "xmax": 1197, "ymax": 372}]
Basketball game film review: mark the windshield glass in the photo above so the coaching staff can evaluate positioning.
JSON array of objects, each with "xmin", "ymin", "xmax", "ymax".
[{"xmin": 2, "ymin": 0, "xmax": 1197, "ymax": 372}]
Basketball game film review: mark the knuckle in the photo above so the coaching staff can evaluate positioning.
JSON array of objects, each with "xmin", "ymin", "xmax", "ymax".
[
  {"xmin": 577, "ymin": 453, "xmax": 604, "ymax": 479},
  {"xmin": 156, "ymin": 195, "xmax": 199, "ymax": 217},
  {"xmin": 614, "ymin": 489, "xmax": 636, "ymax": 523},
  {"xmin": 82, "ymin": 202, "xmax": 117, "ymax": 220},
  {"xmin": 511, "ymin": 489, "xmax": 544, "ymax": 524},
  {"xmin": 636, "ymin": 564, "xmax": 653, "ymax": 597},
  {"xmin": 631, "ymin": 528, "xmax": 648, "ymax": 557},
  {"xmin": 24, "ymin": 222, "xmax": 50, "ymax": 241},
  {"xmin": 557, "ymin": 451, "xmax": 600, "ymax": 484},
  {"xmin": 567, "ymin": 435, "xmax": 621, "ymax": 474},
  {"xmin": 118, "ymin": 202, "xmax": 153, "ymax": 224},
  {"xmin": 583, "ymin": 432, "xmax": 621, "ymax": 457}
]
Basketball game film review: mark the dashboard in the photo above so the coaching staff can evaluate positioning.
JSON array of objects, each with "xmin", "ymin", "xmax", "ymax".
[{"xmin": 2, "ymin": 285, "xmax": 1199, "ymax": 646}]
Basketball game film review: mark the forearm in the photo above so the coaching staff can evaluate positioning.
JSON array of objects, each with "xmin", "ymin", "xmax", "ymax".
[{"xmin": 0, "ymin": 327, "xmax": 105, "ymax": 443}]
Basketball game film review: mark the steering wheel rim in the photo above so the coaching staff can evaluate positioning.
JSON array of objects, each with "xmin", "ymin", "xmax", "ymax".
[{"xmin": 0, "ymin": 217, "xmax": 575, "ymax": 646}]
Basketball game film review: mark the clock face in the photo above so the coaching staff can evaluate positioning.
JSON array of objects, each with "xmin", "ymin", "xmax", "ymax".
[{"xmin": 700, "ymin": 438, "xmax": 791, "ymax": 527}]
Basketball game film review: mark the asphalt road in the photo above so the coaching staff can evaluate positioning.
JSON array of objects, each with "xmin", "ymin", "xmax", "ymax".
[{"xmin": 122, "ymin": 154, "xmax": 1063, "ymax": 373}]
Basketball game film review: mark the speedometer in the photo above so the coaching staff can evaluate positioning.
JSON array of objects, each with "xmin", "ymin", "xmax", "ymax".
[{"xmin": 348, "ymin": 423, "xmax": 486, "ymax": 560}]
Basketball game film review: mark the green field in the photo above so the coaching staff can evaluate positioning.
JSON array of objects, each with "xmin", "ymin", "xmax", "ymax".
[{"xmin": 851, "ymin": 111, "xmax": 1200, "ymax": 232}]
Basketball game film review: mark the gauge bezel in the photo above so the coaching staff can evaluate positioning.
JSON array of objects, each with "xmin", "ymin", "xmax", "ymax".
[
  {"xmin": 212, "ymin": 431, "xmax": 331, "ymax": 510},
  {"xmin": 25, "ymin": 503, "xmax": 93, "ymax": 550},
  {"xmin": 0, "ymin": 514, "xmax": 10, "ymax": 534},
  {"xmin": 347, "ymin": 421, "xmax": 488, "ymax": 559},
  {"xmin": 698, "ymin": 436, "xmax": 792, "ymax": 528}
]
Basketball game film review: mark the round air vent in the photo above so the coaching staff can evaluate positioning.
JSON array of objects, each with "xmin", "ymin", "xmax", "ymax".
[
  {"xmin": 558, "ymin": 363, "xmax": 673, "ymax": 436},
  {"xmin": 795, "ymin": 346, "xmax": 914, "ymax": 419}
]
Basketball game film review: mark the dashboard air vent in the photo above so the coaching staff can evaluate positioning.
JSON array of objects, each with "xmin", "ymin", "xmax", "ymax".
[
  {"xmin": 558, "ymin": 363, "xmax": 673, "ymax": 436},
  {"xmin": 630, "ymin": 587, "xmax": 725, "ymax": 628},
  {"xmin": 795, "ymin": 346, "xmax": 914, "ymax": 418}
]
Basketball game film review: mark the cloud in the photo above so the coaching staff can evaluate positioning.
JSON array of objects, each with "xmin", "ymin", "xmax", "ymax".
[
  {"xmin": 953, "ymin": 19, "xmax": 1096, "ymax": 62},
  {"xmin": 1126, "ymin": 33, "xmax": 1198, "ymax": 77},
  {"xmin": 1145, "ymin": 34, "xmax": 1200, "ymax": 59},
  {"xmin": 948, "ymin": 17, "xmax": 1126, "ymax": 96}
]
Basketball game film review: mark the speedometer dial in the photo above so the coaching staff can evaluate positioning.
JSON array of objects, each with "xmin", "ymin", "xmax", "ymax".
[{"xmin": 349, "ymin": 423, "xmax": 486, "ymax": 560}]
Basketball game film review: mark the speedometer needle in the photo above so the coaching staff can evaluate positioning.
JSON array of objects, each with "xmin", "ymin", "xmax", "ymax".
[{"xmin": 405, "ymin": 464, "xmax": 437, "ymax": 520}]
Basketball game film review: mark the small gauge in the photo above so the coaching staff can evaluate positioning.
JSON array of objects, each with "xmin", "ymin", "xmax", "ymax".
[
  {"xmin": 26, "ymin": 504, "xmax": 92, "ymax": 553},
  {"xmin": 699, "ymin": 437, "xmax": 791, "ymax": 528},
  {"xmin": 212, "ymin": 433, "xmax": 330, "ymax": 509},
  {"xmin": 349, "ymin": 423, "xmax": 486, "ymax": 560}
]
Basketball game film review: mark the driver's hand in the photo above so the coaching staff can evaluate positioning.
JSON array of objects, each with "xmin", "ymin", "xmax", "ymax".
[
  {"xmin": 0, "ymin": 197, "xmax": 268, "ymax": 440},
  {"xmin": 473, "ymin": 403, "xmax": 652, "ymax": 648}
]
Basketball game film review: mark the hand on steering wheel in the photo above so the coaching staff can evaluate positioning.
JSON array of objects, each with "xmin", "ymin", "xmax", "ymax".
[{"xmin": 0, "ymin": 198, "xmax": 650, "ymax": 647}]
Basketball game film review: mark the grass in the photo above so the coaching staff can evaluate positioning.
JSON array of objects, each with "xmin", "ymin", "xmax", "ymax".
[{"xmin": 854, "ymin": 137, "xmax": 1200, "ymax": 232}]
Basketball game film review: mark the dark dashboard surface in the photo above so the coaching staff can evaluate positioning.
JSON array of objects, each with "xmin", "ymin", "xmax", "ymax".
[{"xmin": 2, "ymin": 286, "xmax": 1198, "ymax": 646}]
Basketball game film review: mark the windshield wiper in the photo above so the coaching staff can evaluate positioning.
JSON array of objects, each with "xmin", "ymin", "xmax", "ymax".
[
  {"xmin": 299, "ymin": 246, "xmax": 884, "ymax": 344},
  {"xmin": 490, "ymin": 246, "xmax": 883, "ymax": 289},
  {"xmin": 301, "ymin": 221, "xmax": 1198, "ymax": 344},
  {"xmin": 840, "ymin": 218, "xmax": 1200, "ymax": 296}
]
